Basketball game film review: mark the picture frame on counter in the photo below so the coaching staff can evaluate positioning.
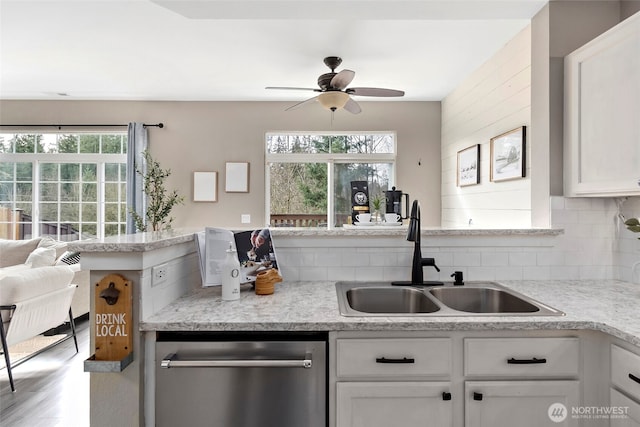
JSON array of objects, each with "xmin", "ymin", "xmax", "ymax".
[
  {"xmin": 225, "ymin": 162, "xmax": 250, "ymax": 193},
  {"xmin": 457, "ymin": 144, "xmax": 480, "ymax": 187},
  {"xmin": 490, "ymin": 126, "xmax": 526, "ymax": 182},
  {"xmin": 193, "ymin": 171, "xmax": 218, "ymax": 202}
]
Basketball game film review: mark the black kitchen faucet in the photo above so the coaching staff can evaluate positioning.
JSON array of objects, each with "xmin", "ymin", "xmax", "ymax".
[{"xmin": 392, "ymin": 200, "xmax": 443, "ymax": 286}]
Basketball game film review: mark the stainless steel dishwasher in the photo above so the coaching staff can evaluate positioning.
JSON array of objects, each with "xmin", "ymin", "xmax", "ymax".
[{"xmin": 155, "ymin": 332, "xmax": 327, "ymax": 427}]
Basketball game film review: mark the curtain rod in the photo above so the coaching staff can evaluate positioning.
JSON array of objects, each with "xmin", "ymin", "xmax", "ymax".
[{"xmin": 0, "ymin": 123, "xmax": 164, "ymax": 130}]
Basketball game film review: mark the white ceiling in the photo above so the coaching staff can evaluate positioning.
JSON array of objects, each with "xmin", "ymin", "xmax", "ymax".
[{"xmin": 0, "ymin": 0, "xmax": 548, "ymax": 102}]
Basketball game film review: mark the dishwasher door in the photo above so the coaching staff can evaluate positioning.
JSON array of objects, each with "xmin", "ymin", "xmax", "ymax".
[{"xmin": 155, "ymin": 333, "xmax": 327, "ymax": 427}]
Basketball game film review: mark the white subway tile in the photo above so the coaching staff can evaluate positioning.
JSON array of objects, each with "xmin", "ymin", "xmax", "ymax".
[
  {"xmin": 298, "ymin": 267, "xmax": 328, "ymax": 281},
  {"xmin": 327, "ymin": 267, "xmax": 356, "ymax": 281},
  {"xmin": 453, "ymin": 252, "xmax": 482, "ymax": 266},
  {"xmin": 342, "ymin": 252, "xmax": 371, "ymax": 267},
  {"xmin": 355, "ymin": 267, "xmax": 386, "ymax": 281},
  {"xmin": 523, "ymin": 266, "xmax": 550, "ymax": 280},
  {"xmin": 314, "ymin": 251, "xmax": 344, "ymax": 267},
  {"xmin": 508, "ymin": 252, "xmax": 536, "ymax": 266},
  {"xmin": 467, "ymin": 267, "xmax": 496, "ymax": 281},
  {"xmin": 549, "ymin": 266, "xmax": 580, "ymax": 280},
  {"xmin": 481, "ymin": 252, "xmax": 509, "ymax": 266},
  {"xmin": 495, "ymin": 266, "xmax": 524, "ymax": 280},
  {"xmin": 550, "ymin": 196, "xmax": 565, "ymax": 210}
]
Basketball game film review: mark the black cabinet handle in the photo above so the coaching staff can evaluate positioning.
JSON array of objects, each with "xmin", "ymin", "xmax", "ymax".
[
  {"xmin": 442, "ymin": 392, "xmax": 452, "ymax": 401},
  {"xmin": 507, "ymin": 357, "xmax": 547, "ymax": 364},
  {"xmin": 630, "ymin": 373, "xmax": 640, "ymax": 384},
  {"xmin": 375, "ymin": 357, "xmax": 415, "ymax": 364},
  {"xmin": 473, "ymin": 392, "xmax": 483, "ymax": 401}
]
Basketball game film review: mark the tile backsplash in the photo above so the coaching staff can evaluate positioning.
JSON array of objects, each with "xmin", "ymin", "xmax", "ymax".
[{"xmin": 275, "ymin": 196, "xmax": 640, "ymax": 284}]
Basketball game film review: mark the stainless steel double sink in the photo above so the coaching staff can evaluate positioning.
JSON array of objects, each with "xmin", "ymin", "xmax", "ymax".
[{"xmin": 336, "ymin": 281, "xmax": 564, "ymax": 317}]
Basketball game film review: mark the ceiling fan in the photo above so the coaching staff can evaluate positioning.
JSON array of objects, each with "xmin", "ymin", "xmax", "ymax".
[{"xmin": 266, "ymin": 56, "xmax": 405, "ymax": 114}]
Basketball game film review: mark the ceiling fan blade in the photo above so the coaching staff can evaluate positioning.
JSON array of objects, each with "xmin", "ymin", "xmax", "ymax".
[
  {"xmin": 343, "ymin": 98, "xmax": 362, "ymax": 114},
  {"xmin": 347, "ymin": 87, "xmax": 405, "ymax": 97},
  {"xmin": 330, "ymin": 70, "xmax": 355, "ymax": 90},
  {"xmin": 266, "ymin": 86, "xmax": 320, "ymax": 92},
  {"xmin": 285, "ymin": 95, "xmax": 319, "ymax": 111}
]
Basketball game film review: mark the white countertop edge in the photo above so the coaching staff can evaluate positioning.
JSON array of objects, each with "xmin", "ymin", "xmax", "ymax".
[{"xmin": 68, "ymin": 227, "xmax": 563, "ymax": 252}]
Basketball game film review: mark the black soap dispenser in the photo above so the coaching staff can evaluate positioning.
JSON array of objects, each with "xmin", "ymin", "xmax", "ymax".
[{"xmin": 451, "ymin": 271, "xmax": 464, "ymax": 286}]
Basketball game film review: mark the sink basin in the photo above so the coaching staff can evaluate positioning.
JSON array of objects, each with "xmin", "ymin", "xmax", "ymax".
[
  {"xmin": 336, "ymin": 281, "xmax": 564, "ymax": 317},
  {"xmin": 429, "ymin": 287, "xmax": 539, "ymax": 313},
  {"xmin": 346, "ymin": 287, "xmax": 440, "ymax": 314}
]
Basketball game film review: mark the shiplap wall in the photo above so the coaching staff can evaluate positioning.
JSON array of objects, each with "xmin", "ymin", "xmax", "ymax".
[{"xmin": 441, "ymin": 25, "xmax": 532, "ymax": 228}]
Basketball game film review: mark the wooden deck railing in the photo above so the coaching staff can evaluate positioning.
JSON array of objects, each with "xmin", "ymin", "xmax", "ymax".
[{"xmin": 270, "ymin": 214, "xmax": 328, "ymax": 227}]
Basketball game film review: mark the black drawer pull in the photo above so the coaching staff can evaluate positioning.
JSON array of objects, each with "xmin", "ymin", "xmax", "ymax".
[
  {"xmin": 630, "ymin": 373, "xmax": 640, "ymax": 384},
  {"xmin": 442, "ymin": 392, "xmax": 452, "ymax": 401},
  {"xmin": 507, "ymin": 357, "xmax": 547, "ymax": 364},
  {"xmin": 473, "ymin": 392, "xmax": 483, "ymax": 401},
  {"xmin": 375, "ymin": 357, "xmax": 415, "ymax": 364}
]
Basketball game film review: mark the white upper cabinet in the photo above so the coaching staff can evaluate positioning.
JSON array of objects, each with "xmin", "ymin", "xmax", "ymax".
[{"xmin": 564, "ymin": 12, "xmax": 640, "ymax": 197}]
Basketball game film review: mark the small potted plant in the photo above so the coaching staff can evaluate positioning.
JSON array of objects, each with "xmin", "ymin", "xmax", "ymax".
[
  {"xmin": 370, "ymin": 194, "xmax": 386, "ymax": 224},
  {"xmin": 624, "ymin": 218, "xmax": 640, "ymax": 239},
  {"xmin": 130, "ymin": 150, "xmax": 184, "ymax": 232}
]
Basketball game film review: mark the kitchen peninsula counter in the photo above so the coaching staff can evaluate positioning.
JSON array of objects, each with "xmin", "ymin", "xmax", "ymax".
[{"xmin": 141, "ymin": 279, "xmax": 640, "ymax": 347}]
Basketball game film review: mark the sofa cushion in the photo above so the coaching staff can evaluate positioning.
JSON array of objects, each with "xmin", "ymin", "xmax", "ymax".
[
  {"xmin": 25, "ymin": 247, "xmax": 57, "ymax": 268},
  {"xmin": 0, "ymin": 265, "xmax": 74, "ymax": 306},
  {"xmin": 37, "ymin": 236, "xmax": 68, "ymax": 260},
  {"xmin": 0, "ymin": 263, "xmax": 32, "ymax": 279},
  {"xmin": 0, "ymin": 238, "xmax": 41, "ymax": 268}
]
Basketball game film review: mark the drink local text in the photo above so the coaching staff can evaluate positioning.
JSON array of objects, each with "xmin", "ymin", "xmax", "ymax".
[{"xmin": 96, "ymin": 313, "xmax": 128, "ymax": 337}]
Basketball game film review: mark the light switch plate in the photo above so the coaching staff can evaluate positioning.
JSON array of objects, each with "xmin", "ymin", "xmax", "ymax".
[{"xmin": 241, "ymin": 214, "xmax": 251, "ymax": 224}]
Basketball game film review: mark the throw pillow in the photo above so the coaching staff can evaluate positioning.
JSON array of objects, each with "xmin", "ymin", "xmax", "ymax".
[
  {"xmin": 37, "ymin": 236, "xmax": 68, "ymax": 260},
  {"xmin": 0, "ymin": 238, "xmax": 41, "ymax": 267},
  {"xmin": 25, "ymin": 247, "xmax": 57, "ymax": 268}
]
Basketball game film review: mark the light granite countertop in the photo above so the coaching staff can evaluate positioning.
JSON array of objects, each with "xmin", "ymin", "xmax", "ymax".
[
  {"xmin": 141, "ymin": 279, "xmax": 640, "ymax": 347},
  {"xmin": 68, "ymin": 227, "xmax": 562, "ymax": 253}
]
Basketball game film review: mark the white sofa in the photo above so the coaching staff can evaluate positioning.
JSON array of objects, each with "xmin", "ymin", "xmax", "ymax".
[
  {"xmin": 0, "ymin": 237, "xmax": 89, "ymax": 391},
  {"xmin": 0, "ymin": 237, "xmax": 90, "ymax": 319}
]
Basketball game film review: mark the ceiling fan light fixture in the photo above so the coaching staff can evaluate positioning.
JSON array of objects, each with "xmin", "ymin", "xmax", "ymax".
[{"xmin": 318, "ymin": 91, "xmax": 349, "ymax": 111}]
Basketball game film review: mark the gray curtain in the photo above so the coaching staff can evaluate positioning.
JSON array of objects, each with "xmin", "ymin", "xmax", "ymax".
[{"xmin": 126, "ymin": 122, "xmax": 148, "ymax": 234}]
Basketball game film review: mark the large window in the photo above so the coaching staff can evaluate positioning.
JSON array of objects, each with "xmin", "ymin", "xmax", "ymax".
[
  {"xmin": 266, "ymin": 133, "xmax": 396, "ymax": 228},
  {"xmin": 0, "ymin": 133, "xmax": 127, "ymax": 240}
]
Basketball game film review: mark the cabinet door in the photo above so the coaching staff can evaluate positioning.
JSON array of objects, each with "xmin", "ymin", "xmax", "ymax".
[
  {"xmin": 611, "ymin": 388, "xmax": 640, "ymax": 427},
  {"xmin": 336, "ymin": 382, "xmax": 452, "ymax": 427},
  {"xmin": 465, "ymin": 381, "xmax": 580, "ymax": 427},
  {"xmin": 564, "ymin": 12, "xmax": 640, "ymax": 197}
]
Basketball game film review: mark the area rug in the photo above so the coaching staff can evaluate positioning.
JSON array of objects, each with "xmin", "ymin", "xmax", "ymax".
[{"xmin": 0, "ymin": 334, "xmax": 67, "ymax": 369}]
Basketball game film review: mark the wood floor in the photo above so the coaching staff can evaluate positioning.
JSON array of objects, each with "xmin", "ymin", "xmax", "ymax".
[{"xmin": 0, "ymin": 318, "xmax": 90, "ymax": 427}]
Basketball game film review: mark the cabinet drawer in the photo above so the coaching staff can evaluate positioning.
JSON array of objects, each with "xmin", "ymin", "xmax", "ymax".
[
  {"xmin": 336, "ymin": 338, "xmax": 451, "ymax": 378},
  {"xmin": 611, "ymin": 344, "xmax": 640, "ymax": 402},
  {"xmin": 464, "ymin": 338, "xmax": 579, "ymax": 377},
  {"xmin": 610, "ymin": 388, "xmax": 640, "ymax": 427}
]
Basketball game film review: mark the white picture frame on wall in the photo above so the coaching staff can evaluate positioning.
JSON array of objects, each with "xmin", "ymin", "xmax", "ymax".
[
  {"xmin": 193, "ymin": 171, "xmax": 218, "ymax": 202},
  {"xmin": 225, "ymin": 162, "xmax": 250, "ymax": 193}
]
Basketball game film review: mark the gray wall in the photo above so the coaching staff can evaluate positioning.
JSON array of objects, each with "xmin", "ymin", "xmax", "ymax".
[{"xmin": 0, "ymin": 100, "xmax": 442, "ymax": 227}]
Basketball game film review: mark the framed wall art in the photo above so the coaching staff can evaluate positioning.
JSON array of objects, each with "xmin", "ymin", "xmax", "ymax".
[
  {"xmin": 457, "ymin": 144, "xmax": 480, "ymax": 187},
  {"xmin": 490, "ymin": 126, "xmax": 526, "ymax": 182},
  {"xmin": 225, "ymin": 162, "xmax": 250, "ymax": 193},
  {"xmin": 193, "ymin": 171, "xmax": 218, "ymax": 202}
]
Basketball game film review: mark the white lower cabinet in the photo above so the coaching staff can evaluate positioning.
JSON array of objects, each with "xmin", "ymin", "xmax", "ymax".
[
  {"xmin": 610, "ymin": 388, "xmax": 640, "ymax": 427},
  {"xmin": 336, "ymin": 382, "xmax": 453, "ymax": 427},
  {"xmin": 465, "ymin": 380, "xmax": 581, "ymax": 427},
  {"xmin": 610, "ymin": 344, "xmax": 640, "ymax": 426},
  {"xmin": 332, "ymin": 333, "xmax": 585, "ymax": 427}
]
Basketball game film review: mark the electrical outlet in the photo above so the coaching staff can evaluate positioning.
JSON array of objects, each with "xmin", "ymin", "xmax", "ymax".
[
  {"xmin": 241, "ymin": 214, "xmax": 251, "ymax": 224},
  {"xmin": 152, "ymin": 263, "xmax": 168, "ymax": 287}
]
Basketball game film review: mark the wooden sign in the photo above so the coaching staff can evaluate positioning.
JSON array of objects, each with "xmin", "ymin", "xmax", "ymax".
[{"xmin": 94, "ymin": 274, "xmax": 132, "ymax": 361}]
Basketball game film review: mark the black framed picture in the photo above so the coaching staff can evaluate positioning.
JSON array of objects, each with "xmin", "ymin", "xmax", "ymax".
[
  {"xmin": 457, "ymin": 144, "xmax": 480, "ymax": 187},
  {"xmin": 490, "ymin": 126, "xmax": 526, "ymax": 182}
]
